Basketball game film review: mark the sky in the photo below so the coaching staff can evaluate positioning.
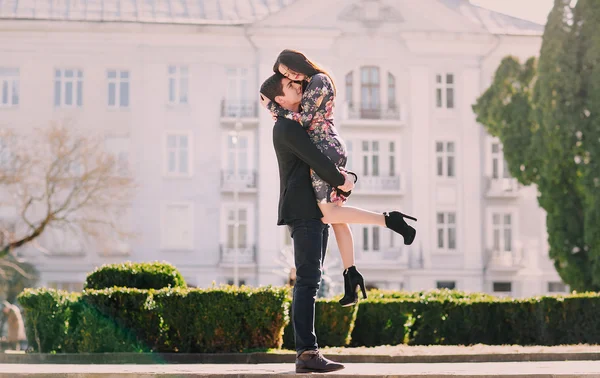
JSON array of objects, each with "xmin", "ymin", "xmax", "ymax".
[{"xmin": 469, "ymin": 0, "xmax": 554, "ymax": 25}]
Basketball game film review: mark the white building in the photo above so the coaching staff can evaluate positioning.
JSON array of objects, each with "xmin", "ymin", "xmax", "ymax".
[{"xmin": 0, "ymin": 0, "xmax": 567, "ymax": 297}]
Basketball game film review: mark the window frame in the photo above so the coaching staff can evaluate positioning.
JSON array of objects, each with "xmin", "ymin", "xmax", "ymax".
[
  {"xmin": 163, "ymin": 130, "xmax": 194, "ymax": 178},
  {"xmin": 160, "ymin": 202, "xmax": 194, "ymax": 250},
  {"xmin": 107, "ymin": 69, "xmax": 130, "ymax": 109},
  {"xmin": 0, "ymin": 67, "xmax": 19, "ymax": 108}
]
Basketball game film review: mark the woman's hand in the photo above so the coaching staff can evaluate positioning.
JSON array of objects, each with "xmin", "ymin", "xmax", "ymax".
[
  {"xmin": 337, "ymin": 171, "xmax": 355, "ymax": 193},
  {"xmin": 259, "ymin": 93, "xmax": 271, "ymax": 109}
]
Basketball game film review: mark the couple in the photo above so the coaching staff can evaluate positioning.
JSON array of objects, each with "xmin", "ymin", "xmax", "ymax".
[{"xmin": 260, "ymin": 49, "xmax": 417, "ymax": 373}]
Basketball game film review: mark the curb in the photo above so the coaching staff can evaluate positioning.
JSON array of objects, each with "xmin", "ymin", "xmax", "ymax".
[{"xmin": 1, "ymin": 351, "xmax": 599, "ymax": 364}]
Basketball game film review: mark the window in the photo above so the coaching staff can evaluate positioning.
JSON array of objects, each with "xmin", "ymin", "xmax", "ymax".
[
  {"xmin": 388, "ymin": 73, "xmax": 396, "ymax": 109},
  {"xmin": 107, "ymin": 70, "xmax": 130, "ymax": 108},
  {"xmin": 346, "ymin": 140, "xmax": 353, "ymax": 171},
  {"xmin": 436, "ymin": 281, "xmax": 456, "ymax": 290},
  {"xmin": 361, "ymin": 141, "xmax": 379, "ymax": 177},
  {"xmin": 491, "ymin": 142, "xmax": 510, "ymax": 179},
  {"xmin": 165, "ymin": 132, "xmax": 192, "ymax": 176},
  {"xmin": 360, "ymin": 66, "xmax": 380, "ymax": 118},
  {"xmin": 492, "ymin": 213, "xmax": 512, "ymax": 252},
  {"xmin": 493, "ymin": 282, "xmax": 512, "ymax": 293},
  {"xmin": 389, "ymin": 142, "xmax": 395, "ymax": 177},
  {"xmin": 0, "ymin": 68, "xmax": 19, "ymax": 107},
  {"xmin": 283, "ymin": 228, "xmax": 292, "ymax": 247},
  {"xmin": 437, "ymin": 212, "xmax": 457, "ymax": 251},
  {"xmin": 168, "ymin": 65, "xmax": 189, "ymax": 105},
  {"xmin": 104, "ymin": 136, "xmax": 130, "ymax": 176},
  {"xmin": 435, "ymin": 73, "xmax": 454, "ymax": 109},
  {"xmin": 548, "ymin": 282, "xmax": 567, "ymax": 293},
  {"xmin": 226, "ymin": 134, "xmax": 249, "ymax": 175},
  {"xmin": 0, "ymin": 136, "xmax": 13, "ymax": 170},
  {"xmin": 227, "ymin": 279, "xmax": 246, "ymax": 286},
  {"xmin": 44, "ymin": 226, "xmax": 83, "ymax": 256},
  {"xmin": 226, "ymin": 208, "xmax": 248, "ymax": 249},
  {"xmin": 161, "ymin": 203, "xmax": 193, "ymax": 250},
  {"xmin": 54, "ymin": 69, "xmax": 83, "ymax": 107},
  {"xmin": 345, "ymin": 72, "xmax": 353, "ymax": 107},
  {"xmin": 224, "ymin": 67, "xmax": 250, "ymax": 117},
  {"xmin": 436, "ymin": 141, "xmax": 455, "ymax": 178},
  {"xmin": 362, "ymin": 226, "xmax": 380, "ymax": 252}
]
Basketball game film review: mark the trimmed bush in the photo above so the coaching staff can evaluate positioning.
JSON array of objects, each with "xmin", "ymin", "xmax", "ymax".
[
  {"xmin": 19, "ymin": 285, "xmax": 600, "ymax": 352},
  {"xmin": 19, "ymin": 285, "xmax": 289, "ymax": 353},
  {"xmin": 282, "ymin": 299, "xmax": 358, "ymax": 349},
  {"xmin": 18, "ymin": 288, "xmax": 78, "ymax": 353},
  {"xmin": 155, "ymin": 286, "xmax": 290, "ymax": 353},
  {"xmin": 72, "ymin": 288, "xmax": 161, "ymax": 352},
  {"xmin": 84, "ymin": 261, "xmax": 186, "ymax": 290},
  {"xmin": 351, "ymin": 299, "xmax": 412, "ymax": 347}
]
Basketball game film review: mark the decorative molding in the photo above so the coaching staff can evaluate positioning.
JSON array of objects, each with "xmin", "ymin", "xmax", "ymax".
[{"xmin": 338, "ymin": 0, "xmax": 403, "ymax": 28}]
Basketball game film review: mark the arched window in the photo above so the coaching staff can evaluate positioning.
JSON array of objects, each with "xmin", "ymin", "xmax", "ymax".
[
  {"xmin": 345, "ymin": 71, "xmax": 353, "ymax": 107},
  {"xmin": 360, "ymin": 66, "xmax": 380, "ymax": 119},
  {"xmin": 388, "ymin": 73, "xmax": 396, "ymax": 109}
]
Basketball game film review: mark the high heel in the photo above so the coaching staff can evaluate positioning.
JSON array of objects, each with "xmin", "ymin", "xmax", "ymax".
[
  {"xmin": 384, "ymin": 211, "xmax": 417, "ymax": 245},
  {"xmin": 339, "ymin": 266, "xmax": 367, "ymax": 307}
]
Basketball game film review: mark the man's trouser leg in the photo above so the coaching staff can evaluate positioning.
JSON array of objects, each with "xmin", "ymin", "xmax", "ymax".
[{"xmin": 288, "ymin": 219, "xmax": 328, "ymax": 355}]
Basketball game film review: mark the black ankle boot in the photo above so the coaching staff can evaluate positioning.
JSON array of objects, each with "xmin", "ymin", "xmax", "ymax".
[
  {"xmin": 339, "ymin": 266, "xmax": 367, "ymax": 307},
  {"xmin": 384, "ymin": 211, "xmax": 417, "ymax": 245}
]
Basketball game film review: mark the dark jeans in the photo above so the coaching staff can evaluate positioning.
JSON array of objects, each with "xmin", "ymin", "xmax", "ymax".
[{"xmin": 287, "ymin": 219, "xmax": 329, "ymax": 356}]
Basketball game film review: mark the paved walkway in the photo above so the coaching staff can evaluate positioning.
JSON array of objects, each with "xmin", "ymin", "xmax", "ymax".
[{"xmin": 1, "ymin": 361, "xmax": 600, "ymax": 377}]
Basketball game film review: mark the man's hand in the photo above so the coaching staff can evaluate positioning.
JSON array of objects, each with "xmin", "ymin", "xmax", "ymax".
[{"xmin": 337, "ymin": 171, "xmax": 354, "ymax": 193}]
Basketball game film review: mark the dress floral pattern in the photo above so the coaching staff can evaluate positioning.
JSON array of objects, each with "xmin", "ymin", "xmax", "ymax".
[{"xmin": 268, "ymin": 73, "xmax": 348, "ymax": 204}]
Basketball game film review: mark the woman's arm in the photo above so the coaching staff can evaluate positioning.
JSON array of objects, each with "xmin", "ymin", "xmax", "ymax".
[
  {"xmin": 267, "ymin": 74, "xmax": 334, "ymax": 129},
  {"xmin": 274, "ymin": 118, "xmax": 346, "ymax": 188}
]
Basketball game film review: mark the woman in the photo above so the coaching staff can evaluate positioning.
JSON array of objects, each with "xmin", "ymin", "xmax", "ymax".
[{"xmin": 261, "ymin": 49, "xmax": 417, "ymax": 306}]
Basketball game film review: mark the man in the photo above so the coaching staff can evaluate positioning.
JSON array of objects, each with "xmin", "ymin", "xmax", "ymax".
[
  {"xmin": 2, "ymin": 301, "xmax": 26, "ymax": 351},
  {"xmin": 260, "ymin": 73, "xmax": 352, "ymax": 373}
]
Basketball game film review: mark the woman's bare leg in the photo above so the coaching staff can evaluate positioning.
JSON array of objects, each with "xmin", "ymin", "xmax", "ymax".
[
  {"xmin": 331, "ymin": 223, "xmax": 355, "ymax": 269},
  {"xmin": 319, "ymin": 202, "xmax": 386, "ymax": 227}
]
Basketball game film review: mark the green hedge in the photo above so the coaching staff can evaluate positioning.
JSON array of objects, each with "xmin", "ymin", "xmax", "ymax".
[
  {"xmin": 18, "ymin": 288, "xmax": 78, "ymax": 353},
  {"xmin": 351, "ymin": 299, "xmax": 412, "ymax": 347},
  {"xmin": 84, "ymin": 261, "xmax": 186, "ymax": 290},
  {"xmin": 20, "ymin": 286, "xmax": 600, "ymax": 351},
  {"xmin": 156, "ymin": 286, "xmax": 289, "ymax": 353},
  {"xmin": 282, "ymin": 299, "xmax": 358, "ymax": 349},
  {"xmin": 18, "ymin": 286, "xmax": 290, "ymax": 353}
]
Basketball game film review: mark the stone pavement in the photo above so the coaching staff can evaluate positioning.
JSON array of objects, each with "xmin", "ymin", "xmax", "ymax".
[{"xmin": 1, "ymin": 361, "xmax": 600, "ymax": 377}]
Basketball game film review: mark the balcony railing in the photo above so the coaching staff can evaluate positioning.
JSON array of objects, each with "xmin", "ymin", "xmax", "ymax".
[
  {"xmin": 220, "ymin": 99, "xmax": 258, "ymax": 119},
  {"xmin": 219, "ymin": 245, "xmax": 256, "ymax": 265},
  {"xmin": 486, "ymin": 247, "xmax": 525, "ymax": 271},
  {"xmin": 353, "ymin": 175, "xmax": 404, "ymax": 194},
  {"xmin": 341, "ymin": 102, "xmax": 406, "ymax": 123},
  {"xmin": 221, "ymin": 170, "xmax": 257, "ymax": 191},
  {"xmin": 485, "ymin": 177, "xmax": 520, "ymax": 198}
]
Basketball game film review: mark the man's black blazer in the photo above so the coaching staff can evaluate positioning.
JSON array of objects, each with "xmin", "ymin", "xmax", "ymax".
[{"xmin": 272, "ymin": 117, "xmax": 345, "ymax": 225}]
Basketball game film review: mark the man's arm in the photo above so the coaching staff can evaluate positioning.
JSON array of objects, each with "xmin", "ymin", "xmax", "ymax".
[{"xmin": 274, "ymin": 119, "xmax": 345, "ymax": 188}]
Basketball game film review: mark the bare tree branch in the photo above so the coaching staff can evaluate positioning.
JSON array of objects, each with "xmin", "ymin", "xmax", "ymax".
[{"xmin": 0, "ymin": 123, "xmax": 137, "ymax": 261}]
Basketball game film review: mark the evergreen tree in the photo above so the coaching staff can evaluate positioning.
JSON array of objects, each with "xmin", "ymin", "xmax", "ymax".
[{"xmin": 473, "ymin": 0, "xmax": 600, "ymax": 291}]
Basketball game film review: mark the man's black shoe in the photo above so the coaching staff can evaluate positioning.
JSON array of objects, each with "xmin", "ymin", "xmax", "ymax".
[{"xmin": 295, "ymin": 350, "xmax": 345, "ymax": 373}]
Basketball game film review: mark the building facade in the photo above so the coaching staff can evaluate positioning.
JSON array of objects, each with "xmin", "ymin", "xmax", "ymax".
[{"xmin": 0, "ymin": 0, "xmax": 567, "ymax": 297}]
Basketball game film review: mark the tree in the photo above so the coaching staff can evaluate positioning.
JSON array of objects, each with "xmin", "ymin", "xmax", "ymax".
[
  {"xmin": 473, "ymin": 0, "xmax": 600, "ymax": 291},
  {"xmin": 0, "ymin": 123, "xmax": 136, "ymax": 271}
]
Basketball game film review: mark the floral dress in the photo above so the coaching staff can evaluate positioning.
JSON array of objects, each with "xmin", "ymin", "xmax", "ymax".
[{"xmin": 268, "ymin": 73, "xmax": 348, "ymax": 204}]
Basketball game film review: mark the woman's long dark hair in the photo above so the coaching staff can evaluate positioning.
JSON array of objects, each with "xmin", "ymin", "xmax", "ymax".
[{"xmin": 273, "ymin": 49, "xmax": 336, "ymax": 94}]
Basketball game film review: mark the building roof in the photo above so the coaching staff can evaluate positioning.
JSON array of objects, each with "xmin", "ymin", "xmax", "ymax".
[
  {"xmin": 0, "ymin": 0, "xmax": 545, "ymax": 35},
  {"xmin": 0, "ymin": 0, "xmax": 296, "ymax": 25},
  {"xmin": 441, "ymin": 0, "xmax": 545, "ymax": 36}
]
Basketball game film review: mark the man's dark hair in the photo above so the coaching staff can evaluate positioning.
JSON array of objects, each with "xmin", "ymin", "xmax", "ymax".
[{"xmin": 260, "ymin": 72, "xmax": 285, "ymax": 102}]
